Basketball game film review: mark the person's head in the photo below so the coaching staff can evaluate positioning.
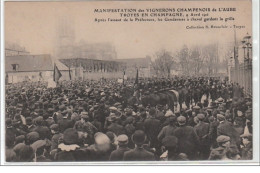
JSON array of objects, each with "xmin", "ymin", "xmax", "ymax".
[
  {"xmin": 18, "ymin": 145, "xmax": 34, "ymax": 162},
  {"xmin": 34, "ymin": 116, "xmax": 44, "ymax": 126},
  {"xmin": 193, "ymin": 116, "xmax": 199, "ymax": 125},
  {"xmin": 177, "ymin": 116, "xmax": 186, "ymax": 126},
  {"xmin": 25, "ymin": 117, "xmax": 33, "ymax": 126},
  {"xmin": 117, "ymin": 134, "xmax": 129, "ymax": 147},
  {"xmin": 63, "ymin": 128, "xmax": 79, "ymax": 145},
  {"xmin": 216, "ymin": 135, "xmax": 231, "ymax": 148},
  {"xmin": 80, "ymin": 112, "xmax": 89, "ymax": 123},
  {"xmin": 216, "ymin": 114, "xmax": 225, "ymax": 122},
  {"xmin": 50, "ymin": 124, "xmax": 59, "ymax": 134},
  {"xmin": 26, "ymin": 132, "xmax": 40, "ymax": 145},
  {"xmin": 226, "ymin": 145, "xmax": 241, "ymax": 160},
  {"xmin": 168, "ymin": 116, "xmax": 176, "ymax": 125},
  {"xmin": 197, "ymin": 113, "xmax": 205, "ymax": 122},
  {"xmin": 149, "ymin": 108, "xmax": 156, "ymax": 117},
  {"xmin": 106, "ymin": 131, "xmax": 116, "ymax": 143},
  {"xmin": 132, "ymin": 130, "xmax": 146, "ymax": 147},
  {"xmin": 94, "ymin": 132, "xmax": 111, "ymax": 152},
  {"xmin": 15, "ymin": 135, "xmax": 25, "ymax": 145},
  {"xmin": 240, "ymin": 134, "xmax": 252, "ymax": 146}
]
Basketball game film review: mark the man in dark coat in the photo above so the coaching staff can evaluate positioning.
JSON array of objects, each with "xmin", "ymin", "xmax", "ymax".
[
  {"xmin": 208, "ymin": 135, "xmax": 231, "ymax": 160},
  {"xmin": 123, "ymin": 130, "xmax": 155, "ymax": 161},
  {"xmin": 216, "ymin": 114, "xmax": 240, "ymax": 146},
  {"xmin": 33, "ymin": 116, "xmax": 51, "ymax": 140},
  {"xmin": 58, "ymin": 111, "xmax": 74, "ymax": 133},
  {"xmin": 109, "ymin": 135, "xmax": 130, "ymax": 161},
  {"xmin": 107, "ymin": 114, "xmax": 125, "ymax": 136},
  {"xmin": 208, "ymin": 116, "xmax": 219, "ymax": 149},
  {"xmin": 240, "ymin": 134, "xmax": 252, "ymax": 160},
  {"xmin": 173, "ymin": 116, "xmax": 200, "ymax": 160},
  {"xmin": 157, "ymin": 116, "xmax": 177, "ymax": 142},
  {"xmin": 144, "ymin": 108, "xmax": 161, "ymax": 148},
  {"xmin": 194, "ymin": 114, "xmax": 210, "ymax": 159}
]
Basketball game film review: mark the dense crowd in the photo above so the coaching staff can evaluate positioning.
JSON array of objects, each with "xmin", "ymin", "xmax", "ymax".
[{"xmin": 5, "ymin": 77, "xmax": 252, "ymax": 162}]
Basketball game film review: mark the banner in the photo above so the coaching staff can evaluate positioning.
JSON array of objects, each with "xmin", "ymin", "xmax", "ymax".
[{"xmin": 53, "ymin": 63, "xmax": 62, "ymax": 82}]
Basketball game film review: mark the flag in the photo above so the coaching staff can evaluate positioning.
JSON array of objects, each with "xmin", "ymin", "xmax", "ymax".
[
  {"xmin": 122, "ymin": 71, "xmax": 125, "ymax": 85},
  {"xmin": 135, "ymin": 68, "xmax": 139, "ymax": 85},
  {"xmin": 53, "ymin": 63, "xmax": 62, "ymax": 82},
  {"xmin": 69, "ymin": 66, "xmax": 72, "ymax": 80}
]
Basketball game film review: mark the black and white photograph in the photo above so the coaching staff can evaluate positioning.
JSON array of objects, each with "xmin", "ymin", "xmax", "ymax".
[{"xmin": 2, "ymin": 0, "xmax": 258, "ymax": 165}]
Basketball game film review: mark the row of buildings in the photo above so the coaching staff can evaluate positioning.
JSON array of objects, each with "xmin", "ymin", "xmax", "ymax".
[{"xmin": 5, "ymin": 52, "xmax": 152, "ymax": 84}]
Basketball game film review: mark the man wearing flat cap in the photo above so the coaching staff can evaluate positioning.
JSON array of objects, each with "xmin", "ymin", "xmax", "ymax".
[
  {"xmin": 157, "ymin": 116, "xmax": 177, "ymax": 142},
  {"xmin": 144, "ymin": 108, "xmax": 161, "ymax": 149},
  {"xmin": 216, "ymin": 114, "xmax": 240, "ymax": 146},
  {"xmin": 240, "ymin": 133, "xmax": 252, "ymax": 160},
  {"xmin": 194, "ymin": 113, "xmax": 210, "ymax": 159},
  {"xmin": 173, "ymin": 116, "xmax": 200, "ymax": 160},
  {"xmin": 208, "ymin": 135, "xmax": 231, "ymax": 160},
  {"xmin": 123, "ymin": 130, "xmax": 155, "ymax": 161},
  {"xmin": 109, "ymin": 134, "xmax": 130, "ymax": 161}
]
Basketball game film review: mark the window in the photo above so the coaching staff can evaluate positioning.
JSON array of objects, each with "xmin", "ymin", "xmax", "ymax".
[{"xmin": 11, "ymin": 64, "xmax": 19, "ymax": 71}]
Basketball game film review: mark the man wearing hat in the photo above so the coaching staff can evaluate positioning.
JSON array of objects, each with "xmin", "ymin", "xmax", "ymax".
[
  {"xmin": 208, "ymin": 135, "xmax": 231, "ymax": 160},
  {"xmin": 106, "ymin": 113, "xmax": 125, "ymax": 136},
  {"xmin": 144, "ymin": 108, "xmax": 161, "ymax": 149},
  {"xmin": 50, "ymin": 124, "xmax": 62, "ymax": 150},
  {"xmin": 173, "ymin": 116, "xmax": 200, "ymax": 160},
  {"xmin": 216, "ymin": 114, "xmax": 240, "ymax": 146},
  {"xmin": 55, "ymin": 128, "xmax": 88, "ymax": 161},
  {"xmin": 160, "ymin": 136, "xmax": 182, "ymax": 161},
  {"xmin": 109, "ymin": 135, "xmax": 130, "ymax": 161},
  {"xmin": 194, "ymin": 113, "xmax": 210, "ymax": 159},
  {"xmin": 240, "ymin": 133, "xmax": 252, "ymax": 160},
  {"xmin": 58, "ymin": 110, "xmax": 74, "ymax": 133},
  {"xmin": 123, "ymin": 130, "xmax": 155, "ymax": 161},
  {"xmin": 25, "ymin": 117, "xmax": 35, "ymax": 133},
  {"xmin": 157, "ymin": 116, "xmax": 177, "ymax": 142},
  {"xmin": 87, "ymin": 132, "xmax": 113, "ymax": 161}
]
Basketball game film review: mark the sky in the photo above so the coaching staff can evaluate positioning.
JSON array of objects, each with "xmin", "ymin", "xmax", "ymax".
[{"xmin": 5, "ymin": 1, "xmax": 252, "ymax": 60}]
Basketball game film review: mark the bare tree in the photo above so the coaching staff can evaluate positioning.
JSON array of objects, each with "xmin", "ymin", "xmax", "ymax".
[
  {"xmin": 201, "ymin": 43, "xmax": 219, "ymax": 75},
  {"xmin": 152, "ymin": 49, "xmax": 175, "ymax": 78},
  {"xmin": 177, "ymin": 45, "xmax": 189, "ymax": 75},
  {"xmin": 189, "ymin": 46, "xmax": 204, "ymax": 75}
]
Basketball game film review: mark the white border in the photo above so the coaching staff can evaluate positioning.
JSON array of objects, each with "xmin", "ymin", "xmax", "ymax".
[{"xmin": 0, "ymin": 0, "xmax": 259, "ymax": 165}]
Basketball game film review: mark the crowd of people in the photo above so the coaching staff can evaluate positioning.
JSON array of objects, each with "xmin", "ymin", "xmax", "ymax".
[{"xmin": 5, "ymin": 77, "xmax": 253, "ymax": 162}]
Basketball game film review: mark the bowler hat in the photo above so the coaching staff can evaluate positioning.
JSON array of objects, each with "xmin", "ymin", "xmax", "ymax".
[{"xmin": 132, "ymin": 130, "xmax": 146, "ymax": 145}]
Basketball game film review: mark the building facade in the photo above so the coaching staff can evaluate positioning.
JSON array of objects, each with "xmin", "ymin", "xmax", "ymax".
[{"xmin": 5, "ymin": 54, "xmax": 69, "ymax": 84}]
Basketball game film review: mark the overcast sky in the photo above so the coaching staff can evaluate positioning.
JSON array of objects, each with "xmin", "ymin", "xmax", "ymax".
[{"xmin": 5, "ymin": 1, "xmax": 251, "ymax": 60}]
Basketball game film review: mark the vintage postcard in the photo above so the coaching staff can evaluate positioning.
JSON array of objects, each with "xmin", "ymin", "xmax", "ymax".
[{"xmin": 2, "ymin": 0, "xmax": 258, "ymax": 165}]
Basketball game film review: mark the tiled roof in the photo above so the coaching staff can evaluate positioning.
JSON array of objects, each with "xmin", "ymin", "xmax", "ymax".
[{"xmin": 5, "ymin": 54, "xmax": 54, "ymax": 72}]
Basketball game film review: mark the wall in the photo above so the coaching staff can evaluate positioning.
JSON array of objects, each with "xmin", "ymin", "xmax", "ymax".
[{"xmin": 6, "ymin": 70, "xmax": 70, "ymax": 84}]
